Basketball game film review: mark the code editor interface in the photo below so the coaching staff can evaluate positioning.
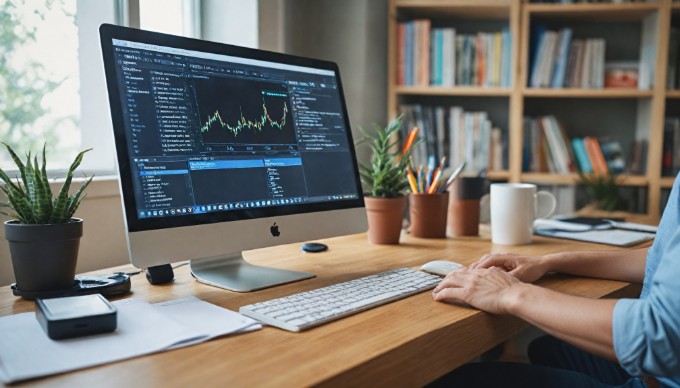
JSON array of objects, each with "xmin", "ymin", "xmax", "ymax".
[{"xmin": 111, "ymin": 39, "xmax": 359, "ymax": 218}]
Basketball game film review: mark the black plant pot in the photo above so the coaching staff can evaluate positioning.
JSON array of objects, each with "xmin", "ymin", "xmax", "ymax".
[{"xmin": 4, "ymin": 218, "xmax": 83, "ymax": 292}]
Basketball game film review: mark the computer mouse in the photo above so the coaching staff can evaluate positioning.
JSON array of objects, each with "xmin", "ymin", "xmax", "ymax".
[{"xmin": 420, "ymin": 260, "xmax": 464, "ymax": 277}]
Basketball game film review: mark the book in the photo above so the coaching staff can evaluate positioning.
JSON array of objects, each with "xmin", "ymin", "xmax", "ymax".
[
  {"xmin": 599, "ymin": 138, "xmax": 626, "ymax": 173},
  {"xmin": 638, "ymin": 14, "xmax": 656, "ymax": 90},
  {"xmin": 629, "ymin": 139, "xmax": 648, "ymax": 175},
  {"xmin": 584, "ymin": 137, "xmax": 609, "ymax": 174},
  {"xmin": 551, "ymin": 28, "xmax": 572, "ymax": 88},
  {"xmin": 529, "ymin": 26, "xmax": 547, "ymax": 87},
  {"xmin": 397, "ymin": 23, "xmax": 406, "ymax": 85},
  {"xmin": 571, "ymin": 138, "xmax": 593, "ymax": 173}
]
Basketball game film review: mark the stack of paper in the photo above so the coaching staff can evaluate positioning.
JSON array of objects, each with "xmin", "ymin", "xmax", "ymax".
[{"xmin": 0, "ymin": 297, "xmax": 261, "ymax": 383}]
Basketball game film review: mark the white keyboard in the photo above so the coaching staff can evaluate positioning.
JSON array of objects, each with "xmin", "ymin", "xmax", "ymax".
[{"xmin": 240, "ymin": 268, "xmax": 442, "ymax": 332}]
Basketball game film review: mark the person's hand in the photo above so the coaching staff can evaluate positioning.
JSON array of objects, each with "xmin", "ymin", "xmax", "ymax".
[
  {"xmin": 431, "ymin": 267, "xmax": 524, "ymax": 314},
  {"xmin": 469, "ymin": 252, "xmax": 549, "ymax": 283}
]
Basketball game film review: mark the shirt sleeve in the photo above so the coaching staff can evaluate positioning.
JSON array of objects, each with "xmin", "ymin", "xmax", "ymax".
[{"xmin": 613, "ymin": 230, "xmax": 680, "ymax": 377}]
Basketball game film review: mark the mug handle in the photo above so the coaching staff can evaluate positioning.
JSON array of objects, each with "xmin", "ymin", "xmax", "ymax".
[{"xmin": 536, "ymin": 191, "xmax": 557, "ymax": 219}]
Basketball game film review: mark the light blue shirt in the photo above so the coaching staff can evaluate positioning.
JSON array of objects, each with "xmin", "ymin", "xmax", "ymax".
[{"xmin": 613, "ymin": 173, "xmax": 680, "ymax": 387}]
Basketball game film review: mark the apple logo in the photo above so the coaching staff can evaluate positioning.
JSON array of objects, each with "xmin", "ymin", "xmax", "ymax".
[{"xmin": 270, "ymin": 222, "xmax": 280, "ymax": 237}]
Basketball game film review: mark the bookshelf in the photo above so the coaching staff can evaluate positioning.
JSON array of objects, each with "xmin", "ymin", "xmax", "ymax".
[{"xmin": 387, "ymin": 0, "xmax": 677, "ymax": 221}]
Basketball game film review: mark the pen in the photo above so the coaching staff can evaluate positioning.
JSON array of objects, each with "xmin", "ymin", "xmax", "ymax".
[{"xmin": 443, "ymin": 162, "xmax": 466, "ymax": 191}]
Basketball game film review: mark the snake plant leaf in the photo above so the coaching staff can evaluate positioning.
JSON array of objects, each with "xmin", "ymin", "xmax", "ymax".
[
  {"xmin": 40, "ymin": 144, "xmax": 52, "ymax": 201},
  {"xmin": 1, "ymin": 142, "xmax": 28, "ymax": 189},
  {"xmin": 0, "ymin": 169, "xmax": 24, "ymax": 195},
  {"xmin": 65, "ymin": 176, "xmax": 93, "ymax": 220}
]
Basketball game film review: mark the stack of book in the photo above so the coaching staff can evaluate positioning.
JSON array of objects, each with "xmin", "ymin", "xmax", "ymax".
[
  {"xmin": 663, "ymin": 118, "xmax": 680, "ymax": 176},
  {"xmin": 397, "ymin": 20, "xmax": 511, "ymax": 87},
  {"xmin": 523, "ymin": 116, "xmax": 630, "ymax": 174},
  {"xmin": 400, "ymin": 104, "xmax": 506, "ymax": 173},
  {"xmin": 522, "ymin": 116, "xmax": 575, "ymax": 174},
  {"xmin": 571, "ymin": 137, "xmax": 626, "ymax": 174},
  {"xmin": 529, "ymin": 27, "xmax": 606, "ymax": 89}
]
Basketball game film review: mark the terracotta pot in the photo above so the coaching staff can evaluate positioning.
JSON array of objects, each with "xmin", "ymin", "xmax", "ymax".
[
  {"xmin": 364, "ymin": 196, "xmax": 407, "ymax": 244},
  {"xmin": 409, "ymin": 193, "xmax": 448, "ymax": 238}
]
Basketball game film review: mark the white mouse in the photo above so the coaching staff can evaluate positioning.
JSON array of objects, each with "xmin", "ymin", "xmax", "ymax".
[{"xmin": 420, "ymin": 260, "xmax": 464, "ymax": 276}]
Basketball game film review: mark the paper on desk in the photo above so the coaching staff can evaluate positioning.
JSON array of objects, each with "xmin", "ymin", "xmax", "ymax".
[
  {"xmin": 154, "ymin": 296, "xmax": 261, "ymax": 349},
  {"xmin": 0, "ymin": 297, "xmax": 261, "ymax": 383}
]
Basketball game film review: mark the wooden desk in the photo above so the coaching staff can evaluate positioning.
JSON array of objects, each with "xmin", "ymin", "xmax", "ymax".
[{"xmin": 0, "ymin": 233, "xmax": 643, "ymax": 387}]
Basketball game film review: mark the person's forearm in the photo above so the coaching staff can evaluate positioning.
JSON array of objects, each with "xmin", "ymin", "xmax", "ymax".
[
  {"xmin": 540, "ymin": 248, "xmax": 647, "ymax": 283},
  {"xmin": 505, "ymin": 283, "xmax": 618, "ymax": 360}
]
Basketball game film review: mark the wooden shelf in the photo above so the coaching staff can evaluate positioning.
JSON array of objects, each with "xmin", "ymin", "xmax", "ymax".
[
  {"xmin": 525, "ymin": 2, "xmax": 660, "ymax": 22},
  {"xmin": 487, "ymin": 170, "xmax": 510, "ymax": 180},
  {"xmin": 388, "ymin": 0, "xmax": 672, "ymax": 219},
  {"xmin": 660, "ymin": 177, "xmax": 676, "ymax": 189},
  {"xmin": 395, "ymin": 86, "xmax": 512, "ymax": 97},
  {"xmin": 523, "ymin": 88, "xmax": 653, "ymax": 99},
  {"xmin": 395, "ymin": 1, "xmax": 510, "ymax": 19},
  {"xmin": 521, "ymin": 173, "xmax": 648, "ymax": 187}
]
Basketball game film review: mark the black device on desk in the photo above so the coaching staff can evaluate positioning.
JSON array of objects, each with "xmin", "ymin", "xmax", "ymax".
[
  {"xmin": 99, "ymin": 24, "xmax": 367, "ymax": 292},
  {"xmin": 35, "ymin": 294, "xmax": 117, "ymax": 340}
]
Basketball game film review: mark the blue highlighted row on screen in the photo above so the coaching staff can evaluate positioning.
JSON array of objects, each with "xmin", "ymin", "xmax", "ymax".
[
  {"xmin": 189, "ymin": 158, "xmax": 302, "ymax": 170},
  {"xmin": 139, "ymin": 158, "xmax": 302, "ymax": 176}
]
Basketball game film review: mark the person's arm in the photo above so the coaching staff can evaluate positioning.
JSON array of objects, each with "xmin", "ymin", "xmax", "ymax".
[
  {"xmin": 471, "ymin": 248, "xmax": 647, "ymax": 284},
  {"xmin": 432, "ymin": 268, "xmax": 618, "ymax": 360},
  {"xmin": 506, "ymin": 282, "xmax": 617, "ymax": 360}
]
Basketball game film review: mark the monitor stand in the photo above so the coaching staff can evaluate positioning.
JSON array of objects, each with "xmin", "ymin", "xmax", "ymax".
[{"xmin": 190, "ymin": 254, "xmax": 315, "ymax": 292}]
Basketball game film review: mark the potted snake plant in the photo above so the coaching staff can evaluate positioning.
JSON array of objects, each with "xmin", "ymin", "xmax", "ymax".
[
  {"xmin": 0, "ymin": 143, "xmax": 92, "ymax": 292},
  {"xmin": 356, "ymin": 116, "xmax": 418, "ymax": 244}
]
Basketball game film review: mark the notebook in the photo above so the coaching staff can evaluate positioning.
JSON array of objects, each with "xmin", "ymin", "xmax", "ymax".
[{"xmin": 535, "ymin": 228, "xmax": 655, "ymax": 247}]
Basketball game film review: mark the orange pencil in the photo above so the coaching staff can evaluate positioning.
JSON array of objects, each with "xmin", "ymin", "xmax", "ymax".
[
  {"xmin": 427, "ymin": 168, "xmax": 442, "ymax": 194},
  {"xmin": 401, "ymin": 127, "xmax": 419, "ymax": 155}
]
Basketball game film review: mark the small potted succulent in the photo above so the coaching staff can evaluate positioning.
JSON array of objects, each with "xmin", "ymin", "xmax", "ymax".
[
  {"xmin": 0, "ymin": 143, "xmax": 92, "ymax": 292},
  {"xmin": 356, "ymin": 116, "xmax": 417, "ymax": 244}
]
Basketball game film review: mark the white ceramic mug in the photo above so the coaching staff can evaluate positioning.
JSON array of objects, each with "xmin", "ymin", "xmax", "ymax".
[{"xmin": 489, "ymin": 183, "xmax": 557, "ymax": 245}]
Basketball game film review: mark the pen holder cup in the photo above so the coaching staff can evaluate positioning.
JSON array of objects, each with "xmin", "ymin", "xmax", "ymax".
[
  {"xmin": 448, "ymin": 177, "xmax": 486, "ymax": 237},
  {"xmin": 409, "ymin": 192, "xmax": 449, "ymax": 238}
]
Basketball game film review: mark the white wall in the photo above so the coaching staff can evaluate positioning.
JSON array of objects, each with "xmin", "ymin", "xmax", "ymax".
[
  {"xmin": 259, "ymin": 0, "xmax": 388, "ymax": 164},
  {"xmin": 201, "ymin": 0, "xmax": 258, "ymax": 48}
]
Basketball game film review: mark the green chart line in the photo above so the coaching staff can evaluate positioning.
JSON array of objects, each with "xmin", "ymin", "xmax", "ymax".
[{"xmin": 200, "ymin": 98, "xmax": 289, "ymax": 136}]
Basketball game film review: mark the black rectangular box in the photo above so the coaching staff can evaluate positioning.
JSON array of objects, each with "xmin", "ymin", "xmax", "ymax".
[{"xmin": 35, "ymin": 294, "xmax": 117, "ymax": 340}]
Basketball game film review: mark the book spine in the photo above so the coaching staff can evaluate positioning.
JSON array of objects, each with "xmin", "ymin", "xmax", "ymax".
[
  {"xmin": 571, "ymin": 138, "xmax": 593, "ymax": 174},
  {"xmin": 552, "ymin": 28, "xmax": 572, "ymax": 88},
  {"xmin": 398, "ymin": 23, "xmax": 406, "ymax": 85}
]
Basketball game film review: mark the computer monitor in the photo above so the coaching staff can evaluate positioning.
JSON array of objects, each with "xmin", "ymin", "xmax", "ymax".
[{"xmin": 99, "ymin": 24, "xmax": 367, "ymax": 292}]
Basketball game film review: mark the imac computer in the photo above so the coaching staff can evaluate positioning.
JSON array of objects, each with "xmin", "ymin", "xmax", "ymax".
[{"xmin": 99, "ymin": 24, "xmax": 367, "ymax": 292}]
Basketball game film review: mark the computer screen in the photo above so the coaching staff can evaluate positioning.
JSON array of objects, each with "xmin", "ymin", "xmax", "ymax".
[{"xmin": 99, "ymin": 24, "xmax": 367, "ymax": 291}]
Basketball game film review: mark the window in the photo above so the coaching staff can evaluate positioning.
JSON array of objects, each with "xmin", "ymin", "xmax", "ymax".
[
  {"xmin": 0, "ymin": 0, "xmax": 81, "ymax": 170},
  {"xmin": 0, "ymin": 0, "xmax": 198, "ymax": 173}
]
